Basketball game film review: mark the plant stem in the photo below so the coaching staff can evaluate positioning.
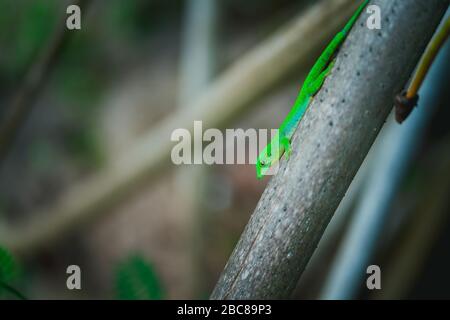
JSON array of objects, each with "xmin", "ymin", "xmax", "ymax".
[
  {"xmin": 406, "ymin": 16, "xmax": 449, "ymax": 99},
  {"xmin": 0, "ymin": 281, "xmax": 27, "ymax": 300}
]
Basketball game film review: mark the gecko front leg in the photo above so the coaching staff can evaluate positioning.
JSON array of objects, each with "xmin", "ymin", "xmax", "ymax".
[
  {"xmin": 307, "ymin": 60, "xmax": 336, "ymax": 96},
  {"xmin": 280, "ymin": 136, "xmax": 291, "ymax": 159}
]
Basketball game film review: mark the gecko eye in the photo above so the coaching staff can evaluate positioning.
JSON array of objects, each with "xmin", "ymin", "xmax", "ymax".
[{"xmin": 262, "ymin": 160, "xmax": 271, "ymax": 168}]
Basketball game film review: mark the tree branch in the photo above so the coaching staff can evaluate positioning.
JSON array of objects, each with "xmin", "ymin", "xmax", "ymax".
[{"xmin": 211, "ymin": 0, "xmax": 448, "ymax": 299}]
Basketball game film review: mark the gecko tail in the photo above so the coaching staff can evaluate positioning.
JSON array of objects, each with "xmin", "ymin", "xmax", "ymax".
[{"xmin": 342, "ymin": 0, "xmax": 369, "ymax": 35}]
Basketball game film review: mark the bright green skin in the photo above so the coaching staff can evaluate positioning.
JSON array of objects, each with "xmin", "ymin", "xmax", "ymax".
[{"xmin": 256, "ymin": 0, "xmax": 369, "ymax": 179}]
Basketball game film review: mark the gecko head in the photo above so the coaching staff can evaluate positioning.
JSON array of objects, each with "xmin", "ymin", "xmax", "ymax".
[{"xmin": 256, "ymin": 144, "xmax": 277, "ymax": 180}]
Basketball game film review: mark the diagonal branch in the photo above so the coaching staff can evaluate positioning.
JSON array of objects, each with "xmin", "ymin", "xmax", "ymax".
[
  {"xmin": 0, "ymin": 0, "xmax": 92, "ymax": 162},
  {"xmin": 210, "ymin": 0, "xmax": 448, "ymax": 299}
]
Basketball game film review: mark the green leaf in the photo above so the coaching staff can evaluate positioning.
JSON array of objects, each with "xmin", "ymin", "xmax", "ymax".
[
  {"xmin": 115, "ymin": 255, "xmax": 164, "ymax": 300},
  {"xmin": 0, "ymin": 246, "xmax": 18, "ymax": 282},
  {"xmin": 0, "ymin": 246, "xmax": 26, "ymax": 299},
  {"xmin": 9, "ymin": 0, "xmax": 57, "ymax": 75}
]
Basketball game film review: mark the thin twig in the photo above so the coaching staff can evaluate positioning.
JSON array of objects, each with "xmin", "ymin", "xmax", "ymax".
[
  {"xmin": 0, "ymin": 0, "xmax": 92, "ymax": 162},
  {"xmin": 394, "ymin": 14, "xmax": 449, "ymax": 123},
  {"xmin": 406, "ymin": 16, "xmax": 449, "ymax": 99},
  {"xmin": 0, "ymin": 281, "xmax": 27, "ymax": 300}
]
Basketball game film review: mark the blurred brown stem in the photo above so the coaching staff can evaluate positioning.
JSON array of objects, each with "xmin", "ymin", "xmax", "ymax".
[{"xmin": 0, "ymin": 0, "xmax": 91, "ymax": 163}]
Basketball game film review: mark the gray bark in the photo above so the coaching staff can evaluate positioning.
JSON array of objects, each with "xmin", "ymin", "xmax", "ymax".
[{"xmin": 211, "ymin": 0, "xmax": 449, "ymax": 299}]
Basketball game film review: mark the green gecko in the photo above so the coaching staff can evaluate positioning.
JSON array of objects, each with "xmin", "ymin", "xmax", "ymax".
[{"xmin": 256, "ymin": 0, "xmax": 369, "ymax": 179}]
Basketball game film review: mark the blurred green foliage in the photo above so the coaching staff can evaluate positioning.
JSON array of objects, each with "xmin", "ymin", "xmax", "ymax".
[
  {"xmin": 0, "ymin": 0, "xmax": 105, "ymax": 169},
  {"xmin": 0, "ymin": 246, "xmax": 18, "ymax": 283},
  {"xmin": 0, "ymin": 246, "xmax": 26, "ymax": 300},
  {"xmin": 0, "ymin": 0, "xmax": 57, "ymax": 81},
  {"xmin": 0, "ymin": 0, "xmax": 185, "ymax": 170},
  {"xmin": 64, "ymin": 125, "xmax": 104, "ymax": 168},
  {"xmin": 115, "ymin": 255, "xmax": 164, "ymax": 300},
  {"xmin": 107, "ymin": 0, "xmax": 151, "ymax": 40},
  {"xmin": 105, "ymin": 0, "xmax": 183, "ymax": 41}
]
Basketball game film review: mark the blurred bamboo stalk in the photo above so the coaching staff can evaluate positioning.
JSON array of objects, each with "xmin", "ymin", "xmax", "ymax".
[
  {"xmin": 373, "ymin": 137, "xmax": 450, "ymax": 299},
  {"xmin": 0, "ymin": 0, "xmax": 92, "ymax": 163},
  {"xmin": 178, "ymin": 0, "xmax": 217, "ymax": 105},
  {"xmin": 372, "ymin": 38, "xmax": 450, "ymax": 299},
  {"xmin": 211, "ymin": 0, "xmax": 448, "ymax": 299},
  {"xmin": 177, "ymin": 0, "xmax": 218, "ymax": 297},
  {"xmin": 1, "ymin": 0, "xmax": 364, "ymax": 255},
  {"xmin": 320, "ymin": 20, "xmax": 450, "ymax": 299}
]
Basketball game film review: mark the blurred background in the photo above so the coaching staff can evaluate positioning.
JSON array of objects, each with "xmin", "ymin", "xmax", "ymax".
[{"xmin": 0, "ymin": 0, "xmax": 449, "ymax": 299}]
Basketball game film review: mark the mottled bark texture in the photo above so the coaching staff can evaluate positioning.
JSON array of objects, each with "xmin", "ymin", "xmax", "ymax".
[{"xmin": 211, "ymin": 0, "xmax": 448, "ymax": 299}]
